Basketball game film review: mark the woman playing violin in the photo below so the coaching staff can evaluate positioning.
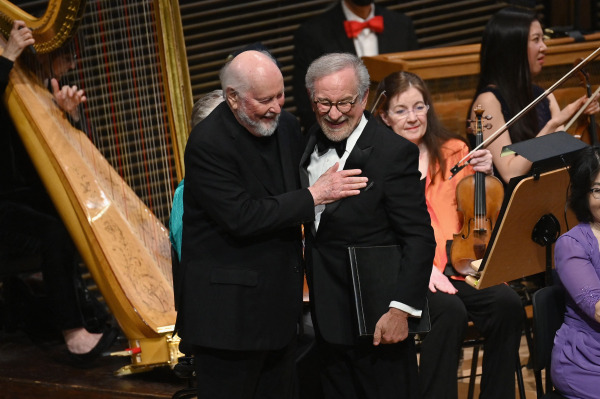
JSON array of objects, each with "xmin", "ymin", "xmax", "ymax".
[
  {"xmin": 471, "ymin": 7, "xmax": 600, "ymax": 185},
  {"xmin": 375, "ymin": 71, "xmax": 524, "ymax": 399}
]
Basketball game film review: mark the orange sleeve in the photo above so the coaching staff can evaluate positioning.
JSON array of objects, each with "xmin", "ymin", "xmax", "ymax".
[{"xmin": 425, "ymin": 139, "xmax": 474, "ymax": 272}]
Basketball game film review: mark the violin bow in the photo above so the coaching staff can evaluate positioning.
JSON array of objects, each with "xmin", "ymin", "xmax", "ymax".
[
  {"xmin": 450, "ymin": 45, "xmax": 600, "ymax": 178},
  {"xmin": 370, "ymin": 90, "xmax": 387, "ymax": 114},
  {"xmin": 564, "ymin": 84, "xmax": 600, "ymax": 131}
]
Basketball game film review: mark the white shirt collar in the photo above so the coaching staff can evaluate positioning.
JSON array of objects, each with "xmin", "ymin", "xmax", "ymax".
[{"xmin": 345, "ymin": 113, "xmax": 368, "ymax": 154}]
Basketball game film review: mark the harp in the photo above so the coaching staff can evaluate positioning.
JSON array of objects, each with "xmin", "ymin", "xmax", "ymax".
[{"xmin": 0, "ymin": 0, "xmax": 192, "ymax": 374}]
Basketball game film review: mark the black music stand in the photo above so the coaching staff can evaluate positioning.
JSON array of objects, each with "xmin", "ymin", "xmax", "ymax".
[{"xmin": 467, "ymin": 131, "xmax": 587, "ymax": 289}]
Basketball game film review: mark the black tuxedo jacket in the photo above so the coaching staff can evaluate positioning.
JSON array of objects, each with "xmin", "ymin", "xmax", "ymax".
[
  {"xmin": 176, "ymin": 102, "xmax": 315, "ymax": 351},
  {"xmin": 293, "ymin": 2, "xmax": 419, "ymax": 131},
  {"xmin": 300, "ymin": 116, "xmax": 435, "ymax": 345}
]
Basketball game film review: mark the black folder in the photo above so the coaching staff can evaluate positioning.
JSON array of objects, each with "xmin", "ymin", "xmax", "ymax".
[{"xmin": 348, "ymin": 245, "xmax": 431, "ymax": 336}]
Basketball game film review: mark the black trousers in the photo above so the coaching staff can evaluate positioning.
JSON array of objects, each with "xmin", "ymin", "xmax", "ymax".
[
  {"xmin": 0, "ymin": 200, "xmax": 82, "ymax": 331},
  {"xmin": 194, "ymin": 338, "xmax": 297, "ymax": 399},
  {"xmin": 419, "ymin": 279, "xmax": 524, "ymax": 399},
  {"xmin": 316, "ymin": 335, "xmax": 420, "ymax": 399}
]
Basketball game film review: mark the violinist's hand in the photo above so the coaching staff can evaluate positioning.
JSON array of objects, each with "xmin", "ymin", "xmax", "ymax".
[
  {"xmin": 583, "ymin": 92, "xmax": 600, "ymax": 116},
  {"xmin": 3, "ymin": 20, "xmax": 34, "ymax": 62},
  {"xmin": 554, "ymin": 96, "xmax": 591, "ymax": 129},
  {"xmin": 51, "ymin": 78, "xmax": 86, "ymax": 121},
  {"xmin": 469, "ymin": 149, "xmax": 493, "ymax": 176},
  {"xmin": 429, "ymin": 266, "xmax": 458, "ymax": 294},
  {"xmin": 373, "ymin": 307, "xmax": 409, "ymax": 346},
  {"xmin": 539, "ymin": 95, "xmax": 588, "ymax": 136}
]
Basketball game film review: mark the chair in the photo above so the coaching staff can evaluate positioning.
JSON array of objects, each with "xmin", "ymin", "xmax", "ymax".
[
  {"xmin": 531, "ymin": 285, "xmax": 567, "ymax": 399},
  {"xmin": 461, "ymin": 322, "xmax": 526, "ymax": 399},
  {"xmin": 460, "ymin": 323, "xmax": 487, "ymax": 399}
]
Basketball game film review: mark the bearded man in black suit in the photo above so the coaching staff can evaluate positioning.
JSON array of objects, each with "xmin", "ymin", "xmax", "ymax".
[
  {"xmin": 176, "ymin": 50, "xmax": 368, "ymax": 399},
  {"xmin": 300, "ymin": 52, "xmax": 435, "ymax": 399},
  {"xmin": 293, "ymin": 0, "xmax": 419, "ymax": 131}
]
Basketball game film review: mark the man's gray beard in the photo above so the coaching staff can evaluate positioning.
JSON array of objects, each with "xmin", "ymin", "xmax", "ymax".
[
  {"xmin": 239, "ymin": 110, "xmax": 280, "ymax": 137},
  {"xmin": 321, "ymin": 115, "xmax": 351, "ymax": 142}
]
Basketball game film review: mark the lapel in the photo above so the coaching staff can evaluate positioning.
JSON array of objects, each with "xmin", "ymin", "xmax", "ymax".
[
  {"xmin": 321, "ymin": 116, "xmax": 375, "ymax": 219},
  {"xmin": 225, "ymin": 106, "xmax": 279, "ymax": 195},
  {"xmin": 344, "ymin": 117, "xmax": 375, "ymax": 172},
  {"xmin": 277, "ymin": 113, "xmax": 298, "ymax": 192}
]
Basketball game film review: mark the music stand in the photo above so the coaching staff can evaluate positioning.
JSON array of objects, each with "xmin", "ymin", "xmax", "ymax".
[{"xmin": 466, "ymin": 132, "xmax": 587, "ymax": 289}]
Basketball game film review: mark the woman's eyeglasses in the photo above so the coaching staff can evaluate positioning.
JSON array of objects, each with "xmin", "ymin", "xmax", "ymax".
[{"xmin": 388, "ymin": 103, "xmax": 429, "ymax": 120}]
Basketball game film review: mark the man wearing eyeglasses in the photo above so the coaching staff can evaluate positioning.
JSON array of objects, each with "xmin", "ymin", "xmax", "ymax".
[{"xmin": 299, "ymin": 52, "xmax": 435, "ymax": 399}]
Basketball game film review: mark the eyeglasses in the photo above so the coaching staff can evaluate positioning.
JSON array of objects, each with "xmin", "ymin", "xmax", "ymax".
[
  {"xmin": 388, "ymin": 103, "xmax": 429, "ymax": 120},
  {"xmin": 313, "ymin": 95, "xmax": 359, "ymax": 114},
  {"xmin": 590, "ymin": 188, "xmax": 600, "ymax": 199}
]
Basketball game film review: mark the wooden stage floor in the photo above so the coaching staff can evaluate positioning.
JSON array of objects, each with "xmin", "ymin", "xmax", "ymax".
[
  {"xmin": 0, "ymin": 329, "xmax": 540, "ymax": 399},
  {"xmin": 0, "ymin": 330, "xmax": 189, "ymax": 399}
]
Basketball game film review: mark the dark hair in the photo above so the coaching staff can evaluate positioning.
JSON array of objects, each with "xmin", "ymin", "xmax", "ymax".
[
  {"xmin": 374, "ymin": 71, "xmax": 467, "ymax": 179},
  {"xmin": 473, "ymin": 7, "xmax": 539, "ymax": 144},
  {"xmin": 568, "ymin": 146, "xmax": 600, "ymax": 223}
]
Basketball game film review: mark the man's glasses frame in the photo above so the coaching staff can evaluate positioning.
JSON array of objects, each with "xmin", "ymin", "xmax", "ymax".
[{"xmin": 313, "ymin": 94, "xmax": 359, "ymax": 114}]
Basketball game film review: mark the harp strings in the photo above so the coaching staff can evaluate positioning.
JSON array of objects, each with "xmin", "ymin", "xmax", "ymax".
[
  {"xmin": 20, "ymin": 0, "xmax": 176, "ymax": 281},
  {"xmin": 72, "ymin": 0, "xmax": 177, "ymax": 229}
]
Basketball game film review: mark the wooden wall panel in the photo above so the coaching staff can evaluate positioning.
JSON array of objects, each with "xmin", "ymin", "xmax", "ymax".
[{"xmin": 178, "ymin": 0, "xmax": 547, "ymax": 113}]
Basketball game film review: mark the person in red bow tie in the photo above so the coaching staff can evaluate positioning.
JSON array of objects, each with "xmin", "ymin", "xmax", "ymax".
[{"xmin": 293, "ymin": 0, "xmax": 418, "ymax": 133}]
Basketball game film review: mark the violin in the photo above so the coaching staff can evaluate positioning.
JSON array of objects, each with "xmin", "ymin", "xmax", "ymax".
[
  {"xmin": 572, "ymin": 58, "xmax": 600, "ymax": 146},
  {"xmin": 450, "ymin": 106, "xmax": 504, "ymax": 276}
]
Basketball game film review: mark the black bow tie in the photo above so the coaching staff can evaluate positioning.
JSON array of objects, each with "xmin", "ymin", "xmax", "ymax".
[{"xmin": 316, "ymin": 131, "xmax": 346, "ymax": 157}]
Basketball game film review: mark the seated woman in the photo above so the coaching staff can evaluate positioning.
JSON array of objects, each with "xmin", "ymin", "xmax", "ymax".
[
  {"xmin": 552, "ymin": 145, "xmax": 600, "ymax": 399},
  {"xmin": 375, "ymin": 71, "xmax": 524, "ymax": 399}
]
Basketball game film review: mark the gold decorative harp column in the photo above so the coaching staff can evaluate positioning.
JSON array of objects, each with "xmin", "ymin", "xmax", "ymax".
[{"xmin": 0, "ymin": 0, "xmax": 193, "ymax": 374}]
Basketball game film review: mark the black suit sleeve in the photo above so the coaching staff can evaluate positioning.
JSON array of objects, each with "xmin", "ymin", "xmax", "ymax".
[
  {"xmin": 184, "ymin": 117, "xmax": 315, "ymax": 239},
  {"xmin": 384, "ymin": 141, "xmax": 435, "ymax": 310},
  {"xmin": 0, "ymin": 56, "xmax": 14, "ymax": 94}
]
